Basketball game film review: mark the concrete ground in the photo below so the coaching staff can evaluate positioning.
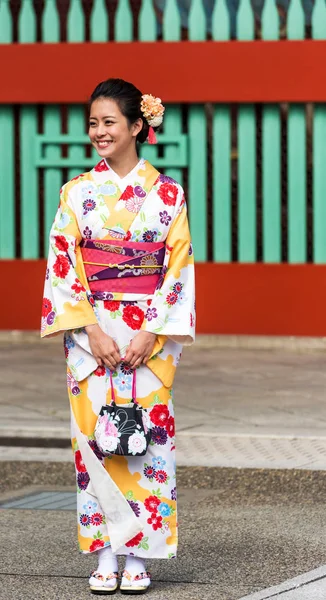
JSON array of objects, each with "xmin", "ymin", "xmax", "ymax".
[{"xmin": 1, "ymin": 335, "xmax": 326, "ymax": 599}]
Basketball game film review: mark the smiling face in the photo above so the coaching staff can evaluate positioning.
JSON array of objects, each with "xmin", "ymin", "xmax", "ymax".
[{"xmin": 88, "ymin": 97, "xmax": 143, "ymax": 161}]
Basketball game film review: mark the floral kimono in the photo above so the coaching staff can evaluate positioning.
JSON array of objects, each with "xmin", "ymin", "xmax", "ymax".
[{"xmin": 41, "ymin": 157, "xmax": 195, "ymax": 559}]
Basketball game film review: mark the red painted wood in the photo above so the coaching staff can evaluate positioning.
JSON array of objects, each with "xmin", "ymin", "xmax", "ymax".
[
  {"xmin": 1, "ymin": 41, "xmax": 326, "ymax": 103},
  {"xmin": 1, "ymin": 261, "xmax": 326, "ymax": 336}
]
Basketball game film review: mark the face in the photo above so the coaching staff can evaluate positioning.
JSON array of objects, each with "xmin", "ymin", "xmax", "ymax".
[{"xmin": 88, "ymin": 98, "xmax": 143, "ymax": 160}]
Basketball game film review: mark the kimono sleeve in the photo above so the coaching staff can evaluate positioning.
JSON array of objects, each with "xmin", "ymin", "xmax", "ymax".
[
  {"xmin": 142, "ymin": 188, "xmax": 195, "ymax": 345},
  {"xmin": 41, "ymin": 184, "xmax": 98, "ymax": 338}
]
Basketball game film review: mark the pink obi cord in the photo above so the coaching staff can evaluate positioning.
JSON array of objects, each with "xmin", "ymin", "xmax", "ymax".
[{"xmin": 81, "ymin": 239, "xmax": 165, "ymax": 299}]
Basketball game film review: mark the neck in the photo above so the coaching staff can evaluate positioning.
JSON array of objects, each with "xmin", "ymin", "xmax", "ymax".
[{"xmin": 106, "ymin": 150, "xmax": 140, "ymax": 179}]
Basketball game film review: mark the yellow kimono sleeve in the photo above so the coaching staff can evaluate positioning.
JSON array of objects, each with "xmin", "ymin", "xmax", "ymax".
[{"xmin": 41, "ymin": 184, "xmax": 98, "ymax": 337}]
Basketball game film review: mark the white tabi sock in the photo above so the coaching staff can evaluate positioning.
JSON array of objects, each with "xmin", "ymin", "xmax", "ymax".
[
  {"xmin": 125, "ymin": 555, "xmax": 146, "ymax": 577},
  {"xmin": 97, "ymin": 545, "xmax": 118, "ymax": 576},
  {"xmin": 122, "ymin": 555, "xmax": 151, "ymax": 589}
]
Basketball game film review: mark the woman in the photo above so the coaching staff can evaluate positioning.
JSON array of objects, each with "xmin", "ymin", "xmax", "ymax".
[{"xmin": 41, "ymin": 78, "xmax": 195, "ymax": 595}]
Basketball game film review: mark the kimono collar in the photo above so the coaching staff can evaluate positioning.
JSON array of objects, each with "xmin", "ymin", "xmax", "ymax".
[{"xmin": 90, "ymin": 158, "xmax": 160, "ymax": 239}]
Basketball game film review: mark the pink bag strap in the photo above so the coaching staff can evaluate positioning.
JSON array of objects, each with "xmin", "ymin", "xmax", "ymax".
[{"xmin": 109, "ymin": 369, "xmax": 138, "ymax": 405}]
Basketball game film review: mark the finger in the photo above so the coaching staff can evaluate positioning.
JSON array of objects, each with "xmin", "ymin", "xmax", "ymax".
[
  {"xmin": 104, "ymin": 354, "xmax": 118, "ymax": 370},
  {"xmin": 142, "ymin": 354, "xmax": 150, "ymax": 364},
  {"xmin": 112, "ymin": 348, "xmax": 121, "ymax": 364},
  {"xmin": 129, "ymin": 354, "xmax": 142, "ymax": 368},
  {"xmin": 103, "ymin": 357, "xmax": 116, "ymax": 371},
  {"xmin": 95, "ymin": 357, "xmax": 103, "ymax": 366},
  {"xmin": 124, "ymin": 348, "xmax": 134, "ymax": 364},
  {"xmin": 133, "ymin": 358, "xmax": 143, "ymax": 369}
]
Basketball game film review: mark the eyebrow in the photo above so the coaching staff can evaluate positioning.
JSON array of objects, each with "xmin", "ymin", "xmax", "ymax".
[{"xmin": 89, "ymin": 115, "xmax": 117, "ymax": 120}]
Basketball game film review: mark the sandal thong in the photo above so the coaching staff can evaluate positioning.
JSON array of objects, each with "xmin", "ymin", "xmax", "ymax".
[
  {"xmin": 89, "ymin": 570, "xmax": 119, "ymax": 595},
  {"xmin": 120, "ymin": 570, "xmax": 151, "ymax": 595}
]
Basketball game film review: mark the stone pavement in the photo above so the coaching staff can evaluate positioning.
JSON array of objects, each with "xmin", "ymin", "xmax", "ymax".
[{"xmin": 1, "ymin": 334, "xmax": 326, "ymax": 599}]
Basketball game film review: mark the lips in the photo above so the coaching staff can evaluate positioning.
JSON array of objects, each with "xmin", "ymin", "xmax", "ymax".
[{"xmin": 96, "ymin": 140, "xmax": 113, "ymax": 148}]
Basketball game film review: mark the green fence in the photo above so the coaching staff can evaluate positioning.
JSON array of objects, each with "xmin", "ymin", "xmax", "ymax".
[{"xmin": 1, "ymin": 0, "xmax": 326, "ymax": 263}]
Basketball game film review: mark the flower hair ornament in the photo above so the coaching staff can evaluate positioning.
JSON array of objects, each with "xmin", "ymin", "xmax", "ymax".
[{"xmin": 140, "ymin": 94, "xmax": 165, "ymax": 145}]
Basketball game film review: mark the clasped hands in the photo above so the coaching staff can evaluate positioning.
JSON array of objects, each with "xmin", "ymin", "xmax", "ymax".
[{"xmin": 85, "ymin": 324, "xmax": 156, "ymax": 372}]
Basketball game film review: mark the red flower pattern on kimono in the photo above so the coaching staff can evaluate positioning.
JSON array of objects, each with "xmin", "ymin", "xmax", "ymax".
[
  {"xmin": 104, "ymin": 300, "xmax": 121, "ymax": 312},
  {"xmin": 121, "ymin": 185, "xmax": 134, "ymax": 201},
  {"xmin": 147, "ymin": 513, "xmax": 163, "ymax": 531},
  {"xmin": 124, "ymin": 230, "xmax": 132, "ymax": 241},
  {"xmin": 155, "ymin": 470, "xmax": 168, "ymax": 484},
  {"xmin": 54, "ymin": 235, "xmax": 69, "ymax": 252},
  {"xmin": 71, "ymin": 278, "xmax": 86, "ymax": 294},
  {"xmin": 94, "ymin": 160, "xmax": 109, "ymax": 172},
  {"xmin": 150, "ymin": 404, "xmax": 169, "ymax": 428},
  {"xmin": 166, "ymin": 416, "xmax": 175, "ymax": 438},
  {"xmin": 94, "ymin": 365, "xmax": 106, "ymax": 377},
  {"xmin": 122, "ymin": 305, "xmax": 144, "ymax": 330},
  {"xmin": 42, "ymin": 298, "xmax": 52, "ymax": 317},
  {"xmin": 53, "ymin": 254, "xmax": 70, "ymax": 278},
  {"xmin": 90, "ymin": 513, "xmax": 103, "ymax": 526},
  {"xmin": 158, "ymin": 182, "xmax": 178, "ymax": 206},
  {"xmin": 89, "ymin": 539, "xmax": 105, "ymax": 552},
  {"xmin": 144, "ymin": 495, "xmax": 161, "ymax": 513},
  {"xmin": 125, "ymin": 532, "xmax": 144, "ymax": 547},
  {"xmin": 74, "ymin": 450, "xmax": 87, "ymax": 473}
]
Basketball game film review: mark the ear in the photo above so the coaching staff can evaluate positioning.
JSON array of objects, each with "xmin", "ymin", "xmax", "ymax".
[{"xmin": 131, "ymin": 118, "xmax": 144, "ymax": 138}]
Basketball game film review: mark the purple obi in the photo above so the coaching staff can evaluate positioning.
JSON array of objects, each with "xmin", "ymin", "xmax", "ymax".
[{"xmin": 81, "ymin": 239, "xmax": 165, "ymax": 300}]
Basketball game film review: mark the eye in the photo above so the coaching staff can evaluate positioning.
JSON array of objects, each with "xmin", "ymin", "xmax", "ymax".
[
  {"xmin": 105, "ymin": 120, "xmax": 114, "ymax": 125},
  {"xmin": 89, "ymin": 121, "xmax": 97, "ymax": 127}
]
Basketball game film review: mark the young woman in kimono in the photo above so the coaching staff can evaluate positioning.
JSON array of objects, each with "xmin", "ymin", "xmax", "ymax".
[{"xmin": 41, "ymin": 78, "xmax": 195, "ymax": 595}]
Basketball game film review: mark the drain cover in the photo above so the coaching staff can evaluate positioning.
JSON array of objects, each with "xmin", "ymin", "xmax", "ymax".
[{"xmin": 0, "ymin": 491, "xmax": 76, "ymax": 510}]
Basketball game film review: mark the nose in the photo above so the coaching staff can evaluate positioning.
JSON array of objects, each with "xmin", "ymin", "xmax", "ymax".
[{"xmin": 96, "ymin": 123, "xmax": 107, "ymax": 136}]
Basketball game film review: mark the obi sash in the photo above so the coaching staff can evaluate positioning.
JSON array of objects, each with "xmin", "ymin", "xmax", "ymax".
[{"xmin": 81, "ymin": 239, "xmax": 165, "ymax": 299}]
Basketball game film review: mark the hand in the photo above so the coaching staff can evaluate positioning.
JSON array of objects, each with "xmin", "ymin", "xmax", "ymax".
[
  {"xmin": 124, "ymin": 331, "xmax": 157, "ymax": 369},
  {"xmin": 85, "ymin": 324, "xmax": 121, "ymax": 371}
]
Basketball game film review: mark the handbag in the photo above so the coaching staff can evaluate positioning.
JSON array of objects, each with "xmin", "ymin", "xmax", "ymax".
[{"xmin": 94, "ymin": 369, "xmax": 152, "ymax": 457}]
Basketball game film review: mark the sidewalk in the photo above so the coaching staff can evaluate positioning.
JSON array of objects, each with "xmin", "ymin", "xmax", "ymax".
[
  {"xmin": 2, "ymin": 335, "xmax": 326, "ymax": 468},
  {"xmin": 1, "ymin": 334, "xmax": 326, "ymax": 599}
]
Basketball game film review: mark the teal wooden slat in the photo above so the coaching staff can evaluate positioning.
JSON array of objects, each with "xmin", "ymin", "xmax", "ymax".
[
  {"xmin": 68, "ymin": 106, "xmax": 87, "ymax": 181},
  {"xmin": 313, "ymin": 106, "xmax": 326, "ymax": 262},
  {"xmin": 115, "ymin": 0, "xmax": 133, "ymax": 41},
  {"xmin": 139, "ymin": 0, "xmax": 156, "ymax": 41},
  {"xmin": 42, "ymin": 0, "xmax": 60, "ymax": 42},
  {"xmin": 18, "ymin": 0, "xmax": 38, "ymax": 258},
  {"xmin": 237, "ymin": 0, "xmax": 256, "ymax": 262},
  {"xmin": 312, "ymin": 0, "xmax": 326, "ymax": 36},
  {"xmin": 67, "ymin": 0, "xmax": 85, "ymax": 42},
  {"xmin": 261, "ymin": 0, "xmax": 281, "ymax": 263},
  {"xmin": 18, "ymin": 0, "xmax": 36, "ymax": 42},
  {"xmin": 188, "ymin": 106, "xmax": 207, "ymax": 261},
  {"xmin": 288, "ymin": 107, "xmax": 306, "ymax": 263},
  {"xmin": 162, "ymin": 109, "xmax": 183, "ymax": 185},
  {"xmin": 212, "ymin": 0, "xmax": 230, "ymax": 40},
  {"xmin": 0, "ymin": 2, "xmax": 15, "ymax": 257},
  {"xmin": 188, "ymin": 0, "xmax": 207, "ymax": 261},
  {"xmin": 213, "ymin": 107, "xmax": 231, "ymax": 262},
  {"xmin": 312, "ymin": 0, "xmax": 326, "ymax": 262},
  {"xmin": 287, "ymin": 0, "xmax": 306, "ymax": 263},
  {"xmin": 20, "ymin": 107, "xmax": 39, "ymax": 258},
  {"xmin": 90, "ymin": 0, "xmax": 109, "ymax": 41},
  {"xmin": 0, "ymin": 108, "xmax": 15, "ymax": 258},
  {"xmin": 163, "ymin": 0, "xmax": 181, "ymax": 41},
  {"xmin": 43, "ymin": 107, "xmax": 62, "ymax": 255},
  {"xmin": 162, "ymin": 0, "xmax": 182, "ymax": 184},
  {"xmin": 0, "ymin": 0, "xmax": 12, "ymax": 42},
  {"xmin": 189, "ymin": 0, "xmax": 207, "ymax": 39},
  {"xmin": 212, "ymin": 0, "xmax": 231, "ymax": 262}
]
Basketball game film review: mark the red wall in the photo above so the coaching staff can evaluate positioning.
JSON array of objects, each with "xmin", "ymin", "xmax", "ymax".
[{"xmin": 2, "ymin": 260, "xmax": 326, "ymax": 335}]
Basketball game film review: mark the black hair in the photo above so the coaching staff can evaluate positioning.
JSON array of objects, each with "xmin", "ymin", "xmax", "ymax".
[{"xmin": 89, "ymin": 78, "xmax": 149, "ymax": 144}]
